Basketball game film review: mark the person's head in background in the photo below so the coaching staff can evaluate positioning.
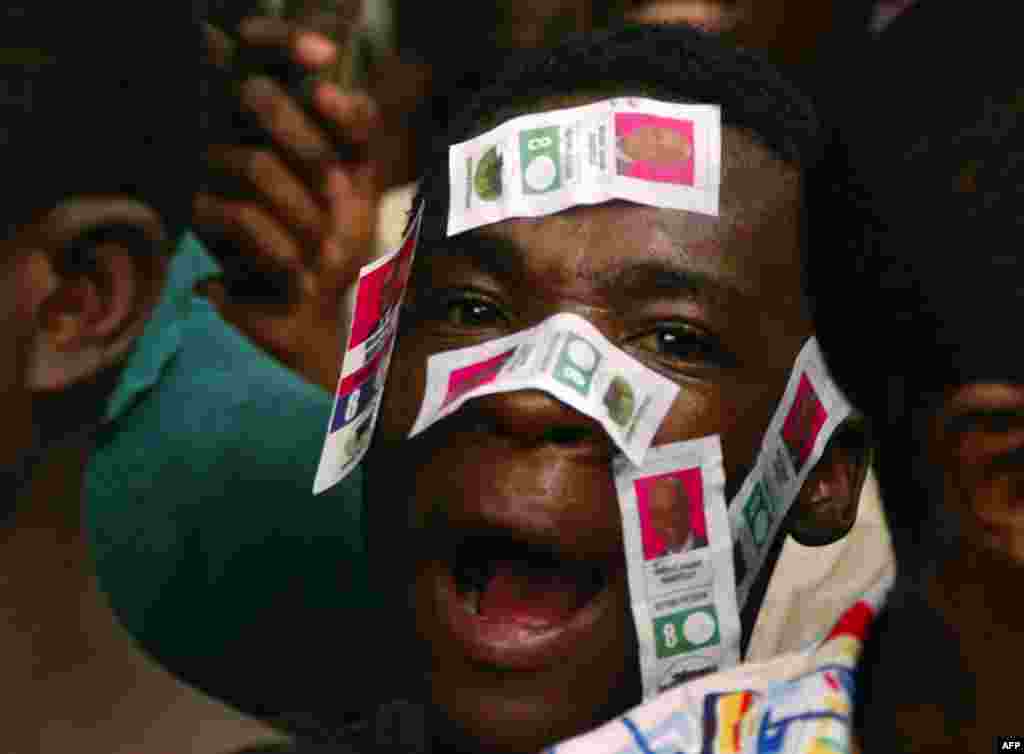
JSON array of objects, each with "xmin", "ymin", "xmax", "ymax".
[
  {"xmin": 0, "ymin": 7, "xmax": 271, "ymax": 751},
  {"xmin": 365, "ymin": 23, "xmax": 870, "ymax": 754},
  {"xmin": 812, "ymin": 3, "xmax": 1024, "ymax": 749},
  {"xmin": 0, "ymin": 1, "xmax": 200, "ymax": 521}
]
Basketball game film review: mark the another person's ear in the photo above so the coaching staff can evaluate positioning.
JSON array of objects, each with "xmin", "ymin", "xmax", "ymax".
[
  {"xmin": 24, "ymin": 197, "xmax": 170, "ymax": 391},
  {"xmin": 785, "ymin": 415, "xmax": 872, "ymax": 546}
]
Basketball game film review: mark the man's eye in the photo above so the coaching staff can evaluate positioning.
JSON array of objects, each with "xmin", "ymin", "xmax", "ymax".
[
  {"xmin": 628, "ymin": 324, "xmax": 731, "ymax": 368},
  {"xmin": 446, "ymin": 297, "xmax": 505, "ymax": 328},
  {"xmin": 950, "ymin": 413, "xmax": 1024, "ymax": 460},
  {"xmin": 408, "ymin": 288, "xmax": 509, "ymax": 331}
]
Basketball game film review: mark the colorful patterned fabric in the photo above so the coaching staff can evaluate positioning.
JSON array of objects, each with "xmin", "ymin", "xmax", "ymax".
[{"xmin": 547, "ymin": 571, "xmax": 893, "ymax": 754}]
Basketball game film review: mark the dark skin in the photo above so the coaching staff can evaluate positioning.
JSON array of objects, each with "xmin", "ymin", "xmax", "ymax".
[
  {"xmin": 852, "ymin": 381, "xmax": 1024, "ymax": 753},
  {"xmin": 925, "ymin": 382, "xmax": 1024, "ymax": 744},
  {"xmin": 366, "ymin": 112, "xmax": 866, "ymax": 753},
  {"xmin": 932, "ymin": 382, "xmax": 1024, "ymax": 565}
]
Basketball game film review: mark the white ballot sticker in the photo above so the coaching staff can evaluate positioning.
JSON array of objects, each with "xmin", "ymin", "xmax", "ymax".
[
  {"xmin": 408, "ymin": 313, "xmax": 681, "ymax": 467},
  {"xmin": 614, "ymin": 436, "xmax": 741, "ymax": 700},
  {"xmin": 729, "ymin": 337, "xmax": 853, "ymax": 608},
  {"xmin": 447, "ymin": 97, "xmax": 721, "ymax": 236},
  {"xmin": 313, "ymin": 204, "xmax": 425, "ymax": 495}
]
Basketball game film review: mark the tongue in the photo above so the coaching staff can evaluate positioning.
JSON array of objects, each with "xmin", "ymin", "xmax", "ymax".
[{"xmin": 478, "ymin": 559, "xmax": 583, "ymax": 627}]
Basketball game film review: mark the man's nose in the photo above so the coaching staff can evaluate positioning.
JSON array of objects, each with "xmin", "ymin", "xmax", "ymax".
[{"xmin": 467, "ymin": 388, "xmax": 615, "ymax": 455}]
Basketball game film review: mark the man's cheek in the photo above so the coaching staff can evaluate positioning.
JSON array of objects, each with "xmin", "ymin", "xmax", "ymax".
[
  {"xmin": 378, "ymin": 346, "xmax": 429, "ymax": 442},
  {"xmin": 652, "ymin": 383, "xmax": 763, "ymax": 474}
]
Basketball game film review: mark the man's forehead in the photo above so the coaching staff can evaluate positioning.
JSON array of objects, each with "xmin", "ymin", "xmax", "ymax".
[
  {"xmin": 424, "ymin": 204, "xmax": 749, "ymax": 313},
  {"xmin": 442, "ymin": 158, "xmax": 800, "ymax": 297},
  {"xmin": 424, "ymin": 104, "xmax": 804, "ymax": 302}
]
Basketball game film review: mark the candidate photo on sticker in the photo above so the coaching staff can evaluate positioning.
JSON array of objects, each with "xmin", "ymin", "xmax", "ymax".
[
  {"xmin": 635, "ymin": 468, "xmax": 709, "ymax": 560},
  {"xmin": 441, "ymin": 349, "xmax": 517, "ymax": 408},
  {"xmin": 780, "ymin": 373, "xmax": 827, "ymax": 473},
  {"xmin": 615, "ymin": 113, "xmax": 695, "ymax": 186}
]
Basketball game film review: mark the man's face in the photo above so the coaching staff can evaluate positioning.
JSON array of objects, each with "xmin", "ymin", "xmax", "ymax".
[
  {"xmin": 646, "ymin": 477, "xmax": 691, "ymax": 549},
  {"xmin": 366, "ymin": 129, "xmax": 811, "ymax": 753},
  {"xmin": 927, "ymin": 382, "xmax": 1024, "ymax": 565}
]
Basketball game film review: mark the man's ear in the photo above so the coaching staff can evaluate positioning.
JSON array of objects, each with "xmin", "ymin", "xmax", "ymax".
[
  {"xmin": 786, "ymin": 415, "xmax": 873, "ymax": 547},
  {"xmin": 25, "ymin": 198, "xmax": 170, "ymax": 392}
]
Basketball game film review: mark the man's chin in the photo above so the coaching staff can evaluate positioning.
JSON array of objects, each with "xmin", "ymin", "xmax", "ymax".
[
  {"xmin": 419, "ymin": 590, "xmax": 642, "ymax": 754},
  {"xmin": 427, "ymin": 675, "xmax": 638, "ymax": 754}
]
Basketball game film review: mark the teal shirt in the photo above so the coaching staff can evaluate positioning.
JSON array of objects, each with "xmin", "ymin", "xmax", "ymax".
[{"xmin": 86, "ymin": 235, "xmax": 374, "ymax": 723}]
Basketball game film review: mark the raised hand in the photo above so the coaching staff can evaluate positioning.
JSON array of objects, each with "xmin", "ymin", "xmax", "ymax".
[{"xmin": 196, "ymin": 14, "xmax": 379, "ymax": 391}]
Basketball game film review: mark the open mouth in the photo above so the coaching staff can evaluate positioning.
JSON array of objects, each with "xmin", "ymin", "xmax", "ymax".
[
  {"xmin": 452, "ymin": 535, "xmax": 609, "ymax": 629},
  {"xmin": 434, "ymin": 531, "xmax": 619, "ymax": 670}
]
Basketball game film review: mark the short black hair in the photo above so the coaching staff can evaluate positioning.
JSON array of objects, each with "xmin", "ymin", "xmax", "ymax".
[
  {"xmin": 411, "ymin": 23, "xmax": 827, "ymax": 305},
  {"xmin": 0, "ymin": 0, "xmax": 206, "ymax": 245}
]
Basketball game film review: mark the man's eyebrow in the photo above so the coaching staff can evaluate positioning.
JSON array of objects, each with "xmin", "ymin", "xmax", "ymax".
[
  {"xmin": 944, "ymin": 407, "xmax": 1024, "ymax": 436},
  {"xmin": 422, "ymin": 231, "xmax": 746, "ymax": 305},
  {"xmin": 421, "ymin": 231, "xmax": 528, "ymax": 282},
  {"xmin": 588, "ymin": 260, "xmax": 747, "ymax": 306}
]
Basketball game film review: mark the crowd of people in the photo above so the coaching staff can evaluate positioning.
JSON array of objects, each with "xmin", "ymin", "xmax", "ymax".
[{"xmin": 3, "ymin": 1, "xmax": 1022, "ymax": 752}]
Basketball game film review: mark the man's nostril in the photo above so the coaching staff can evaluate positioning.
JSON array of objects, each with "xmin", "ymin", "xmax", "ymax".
[{"xmin": 541, "ymin": 426, "xmax": 592, "ymax": 445}]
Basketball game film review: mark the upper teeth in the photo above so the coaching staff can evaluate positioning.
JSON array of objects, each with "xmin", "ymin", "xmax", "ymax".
[{"xmin": 461, "ymin": 587, "xmax": 481, "ymax": 615}]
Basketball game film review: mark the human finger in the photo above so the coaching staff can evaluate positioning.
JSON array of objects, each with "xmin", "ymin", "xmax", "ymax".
[
  {"xmin": 206, "ymin": 144, "xmax": 328, "ymax": 249},
  {"xmin": 240, "ymin": 75, "xmax": 337, "ymax": 186},
  {"xmin": 193, "ymin": 191, "xmax": 305, "ymax": 278},
  {"xmin": 312, "ymin": 84, "xmax": 378, "ymax": 157},
  {"xmin": 237, "ymin": 16, "xmax": 336, "ymax": 69}
]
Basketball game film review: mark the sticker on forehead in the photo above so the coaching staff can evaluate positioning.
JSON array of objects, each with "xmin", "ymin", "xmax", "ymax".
[
  {"xmin": 728, "ymin": 337, "xmax": 854, "ymax": 608},
  {"xmin": 613, "ymin": 436, "xmax": 741, "ymax": 699},
  {"xmin": 313, "ymin": 204, "xmax": 424, "ymax": 495},
  {"xmin": 447, "ymin": 97, "xmax": 721, "ymax": 237},
  {"xmin": 408, "ymin": 312, "xmax": 681, "ymax": 467}
]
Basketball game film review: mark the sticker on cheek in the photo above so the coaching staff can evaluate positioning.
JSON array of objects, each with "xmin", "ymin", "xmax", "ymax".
[
  {"xmin": 313, "ymin": 203, "xmax": 424, "ymax": 495},
  {"xmin": 407, "ymin": 312, "xmax": 680, "ymax": 467},
  {"xmin": 447, "ymin": 97, "xmax": 721, "ymax": 237},
  {"xmin": 613, "ymin": 436, "xmax": 742, "ymax": 700},
  {"xmin": 728, "ymin": 337, "xmax": 854, "ymax": 608}
]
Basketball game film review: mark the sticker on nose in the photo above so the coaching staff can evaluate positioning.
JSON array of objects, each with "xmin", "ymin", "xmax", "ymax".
[
  {"xmin": 613, "ymin": 435, "xmax": 742, "ymax": 699},
  {"xmin": 553, "ymin": 335, "xmax": 602, "ymax": 396},
  {"xmin": 408, "ymin": 312, "xmax": 681, "ymax": 467},
  {"xmin": 447, "ymin": 96, "xmax": 721, "ymax": 237}
]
